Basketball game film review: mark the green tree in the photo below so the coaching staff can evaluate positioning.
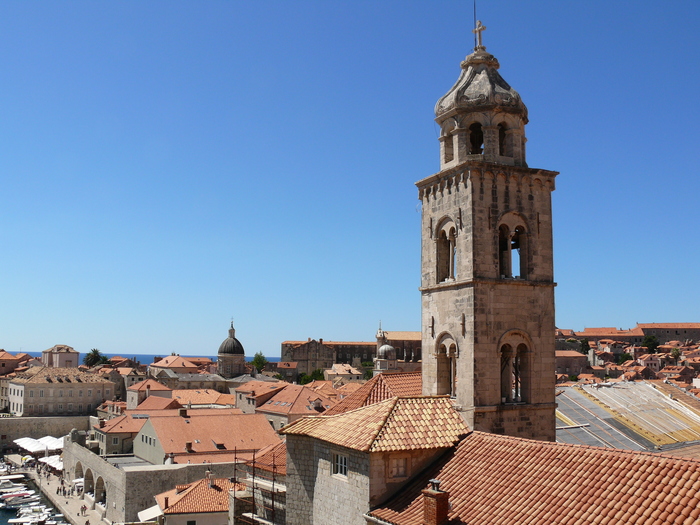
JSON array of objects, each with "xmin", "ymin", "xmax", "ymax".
[
  {"xmin": 299, "ymin": 369, "xmax": 324, "ymax": 385},
  {"xmin": 579, "ymin": 338, "xmax": 590, "ymax": 355},
  {"xmin": 251, "ymin": 352, "xmax": 269, "ymax": 373},
  {"xmin": 642, "ymin": 334, "xmax": 660, "ymax": 353},
  {"xmin": 671, "ymin": 347, "xmax": 681, "ymax": 364},
  {"xmin": 617, "ymin": 352, "xmax": 633, "ymax": 365},
  {"xmin": 83, "ymin": 348, "xmax": 110, "ymax": 367}
]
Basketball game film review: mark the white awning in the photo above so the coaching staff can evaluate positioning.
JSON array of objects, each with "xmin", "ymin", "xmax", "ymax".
[
  {"xmin": 13, "ymin": 436, "xmax": 65, "ymax": 453},
  {"xmin": 39, "ymin": 455, "xmax": 63, "ymax": 471},
  {"xmin": 137, "ymin": 504, "xmax": 163, "ymax": 522}
]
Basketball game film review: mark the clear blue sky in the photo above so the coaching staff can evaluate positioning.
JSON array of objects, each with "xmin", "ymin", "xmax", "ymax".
[{"xmin": 1, "ymin": 2, "xmax": 698, "ymax": 357}]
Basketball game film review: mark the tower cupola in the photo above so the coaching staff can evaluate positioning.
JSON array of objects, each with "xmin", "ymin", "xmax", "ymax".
[{"xmin": 435, "ymin": 21, "xmax": 528, "ymax": 169}]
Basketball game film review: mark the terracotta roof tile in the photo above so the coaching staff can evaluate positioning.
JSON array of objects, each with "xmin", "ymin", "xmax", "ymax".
[
  {"xmin": 155, "ymin": 477, "xmax": 243, "ymax": 515},
  {"xmin": 136, "ymin": 396, "xmax": 182, "ymax": 410},
  {"xmin": 148, "ymin": 411, "xmax": 280, "ymax": 461},
  {"xmin": 128, "ymin": 378, "xmax": 171, "ymax": 392},
  {"xmin": 257, "ymin": 384, "xmax": 335, "ymax": 416},
  {"xmin": 172, "ymin": 389, "xmax": 236, "ymax": 406},
  {"xmin": 324, "ymin": 372, "xmax": 422, "ymax": 415},
  {"xmin": 280, "ymin": 396, "xmax": 467, "ymax": 452},
  {"xmin": 248, "ymin": 441, "xmax": 287, "ymax": 476},
  {"xmin": 370, "ymin": 431, "xmax": 700, "ymax": 525},
  {"xmin": 150, "ymin": 355, "xmax": 198, "ymax": 369}
]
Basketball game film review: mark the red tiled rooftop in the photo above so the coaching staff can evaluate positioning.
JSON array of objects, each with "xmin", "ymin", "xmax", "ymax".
[
  {"xmin": 281, "ymin": 396, "xmax": 467, "ymax": 452},
  {"xmin": 324, "ymin": 372, "xmax": 422, "ymax": 416},
  {"xmin": 156, "ymin": 477, "xmax": 242, "ymax": 515},
  {"xmin": 370, "ymin": 431, "xmax": 700, "ymax": 525},
  {"xmin": 128, "ymin": 378, "xmax": 171, "ymax": 392}
]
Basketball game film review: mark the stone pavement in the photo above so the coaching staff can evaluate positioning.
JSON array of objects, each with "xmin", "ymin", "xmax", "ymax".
[{"xmin": 11, "ymin": 464, "xmax": 105, "ymax": 525}]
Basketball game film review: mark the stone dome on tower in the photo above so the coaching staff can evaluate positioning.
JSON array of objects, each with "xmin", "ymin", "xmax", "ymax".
[
  {"xmin": 377, "ymin": 343, "xmax": 396, "ymax": 360},
  {"xmin": 435, "ymin": 22, "xmax": 527, "ymax": 123},
  {"xmin": 433, "ymin": 21, "xmax": 529, "ymax": 169},
  {"xmin": 218, "ymin": 321, "xmax": 245, "ymax": 355}
]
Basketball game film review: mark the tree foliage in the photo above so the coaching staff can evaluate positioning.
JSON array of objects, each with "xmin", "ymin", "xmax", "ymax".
[
  {"xmin": 617, "ymin": 352, "xmax": 633, "ymax": 365},
  {"xmin": 299, "ymin": 369, "xmax": 324, "ymax": 385},
  {"xmin": 579, "ymin": 338, "xmax": 590, "ymax": 355},
  {"xmin": 83, "ymin": 348, "xmax": 110, "ymax": 367},
  {"xmin": 642, "ymin": 334, "xmax": 660, "ymax": 353},
  {"xmin": 251, "ymin": 352, "xmax": 269, "ymax": 373},
  {"xmin": 671, "ymin": 347, "xmax": 681, "ymax": 363}
]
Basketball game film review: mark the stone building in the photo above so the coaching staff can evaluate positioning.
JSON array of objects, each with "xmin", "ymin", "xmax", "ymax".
[
  {"xmin": 281, "ymin": 339, "xmax": 374, "ymax": 377},
  {"xmin": 7, "ymin": 367, "xmax": 116, "ymax": 416},
  {"xmin": 418, "ymin": 26, "xmax": 557, "ymax": 440},
  {"xmin": 281, "ymin": 396, "xmax": 468, "ymax": 525},
  {"xmin": 217, "ymin": 322, "xmax": 247, "ymax": 378},
  {"xmin": 41, "ymin": 344, "xmax": 79, "ymax": 368}
]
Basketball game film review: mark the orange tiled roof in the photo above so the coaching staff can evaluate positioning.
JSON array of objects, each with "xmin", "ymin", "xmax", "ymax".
[
  {"xmin": 249, "ymin": 441, "xmax": 287, "ymax": 476},
  {"xmin": 369, "ymin": 431, "xmax": 700, "ymax": 525},
  {"xmin": 173, "ymin": 389, "xmax": 224, "ymax": 405},
  {"xmin": 280, "ymin": 396, "xmax": 467, "ymax": 452},
  {"xmin": 96, "ymin": 414, "xmax": 148, "ymax": 434},
  {"xmin": 136, "ymin": 396, "xmax": 181, "ymax": 410},
  {"xmin": 148, "ymin": 412, "xmax": 280, "ymax": 459},
  {"xmin": 150, "ymin": 355, "xmax": 198, "ymax": 369},
  {"xmin": 336, "ymin": 382, "xmax": 363, "ymax": 396},
  {"xmin": 257, "ymin": 384, "xmax": 335, "ymax": 416},
  {"xmin": 155, "ymin": 477, "xmax": 242, "ymax": 515},
  {"xmin": 638, "ymin": 323, "xmax": 700, "ymax": 329},
  {"xmin": 234, "ymin": 380, "xmax": 285, "ymax": 397},
  {"xmin": 384, "ymin": 331, "xmax": 421, "ymax": 341},
  {"xmin": 324, "ymin": 372, "xmax": 422, "ymax": 416},
  {"xmin": 555, "ymin": 350, "xmax": 588, "ymax": 358},
  {"xmin": 128, "ymin": 378, "xmax": 171, "ymax": 391}
]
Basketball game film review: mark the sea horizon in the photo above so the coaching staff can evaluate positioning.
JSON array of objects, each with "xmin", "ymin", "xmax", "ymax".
[{"xmin": 22, "ymin": 351, "xmax": 281, "ymax": 365}]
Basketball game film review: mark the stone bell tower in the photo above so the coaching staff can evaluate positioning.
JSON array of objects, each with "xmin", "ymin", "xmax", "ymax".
[{"xmin": 419, "ymin": 22, "xmax": 558, "ymax": 441}]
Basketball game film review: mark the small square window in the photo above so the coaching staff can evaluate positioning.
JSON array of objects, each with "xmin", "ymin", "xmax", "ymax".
[
  {"xmin": 389, "ymin": 457, "xmax": 408, "ymax": 479},
  {"xmin": 332, "ymin": 453, "xmax": 348, "ymax": 477}
]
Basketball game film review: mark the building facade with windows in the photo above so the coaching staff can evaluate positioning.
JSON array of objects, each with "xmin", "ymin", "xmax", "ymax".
[{"xmin": 7, "ymin": 367, "xmax": 116, "ymax": 416}]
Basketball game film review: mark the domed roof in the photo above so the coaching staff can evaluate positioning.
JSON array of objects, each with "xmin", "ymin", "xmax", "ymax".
[
  {"xmin": 218, "ymin": 322, "xmax": 245, "ymax": 355},
  {"xmin": 377, "ymin": 344, "xmax": 396, "ymax": 360},
  {"xmin": 434, "ymin": 45, "xmax": 527, "ymax": 124}
]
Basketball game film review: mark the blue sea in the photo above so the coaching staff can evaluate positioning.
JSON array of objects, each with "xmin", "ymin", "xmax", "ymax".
[{"xmin": 24, "ymin": 352, "xmax": 280, "ymax": 366}]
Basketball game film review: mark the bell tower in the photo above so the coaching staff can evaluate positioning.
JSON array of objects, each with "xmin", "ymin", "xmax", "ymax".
[{"xmin": 419, "ymin": 22, "xmax": 558, "ymax": 441}]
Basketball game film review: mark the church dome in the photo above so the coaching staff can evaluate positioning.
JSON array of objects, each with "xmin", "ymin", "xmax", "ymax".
[
  {"xmin": 434, "ymin": 46, "xmax": 527, "ymax": 124},
  {"xmin": 218, "ymin": 322, "xmax": 245, "ymax": 355},
  {"xmin": 377, "ymin": 344, "xmax": 396, "ymax": 360}
]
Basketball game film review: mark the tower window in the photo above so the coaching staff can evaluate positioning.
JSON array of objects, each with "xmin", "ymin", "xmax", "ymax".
[
  {"xmin": 436, "ymin": 223, "xmax": 456, "ymax": 283},
  {"xmin": 435, "ymin": 337, "xmax": 457, "ymax": 397},
  {"xmin": 498, "ymin": 223, "xmax": 527, "ymax": 279},
  {"xmin": 501, "ymin": 343, "xmax": 529, "ymax": 403},
  {"xmin": 468, "ymin": 122, "xmax": 483, "ymax": 154}
]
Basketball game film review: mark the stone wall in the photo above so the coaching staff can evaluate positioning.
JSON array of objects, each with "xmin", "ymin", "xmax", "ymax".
[
  {"xmin": 0, "ymin": 415, "xmax": 90, "ymax": 451},
  {"xmin": 286, "ymin": 435, "xmax": 370, "ymax": 525},
  {"xmin": 63, "ymin": 437, "xmax": 242, "ymax": 523}
]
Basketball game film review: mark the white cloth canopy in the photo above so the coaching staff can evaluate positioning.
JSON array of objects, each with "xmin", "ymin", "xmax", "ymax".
[
  {"xmin": 137, "ymin": 504, "xmax": 163, "ymax": 522},
  {"xmin": 13, "ymin": 436, "xmax": 64, "ymax": 454},
  {"xmin": 38, "ymin": 455, "xmax": 63, "ymax": 471}
]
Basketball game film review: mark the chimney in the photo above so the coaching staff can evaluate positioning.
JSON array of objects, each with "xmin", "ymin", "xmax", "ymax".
[
  {"xmin": 179, "ymin": 408, "xmax": 188, "ymax": 418},
  {"xmin": 422, "ymin": 479, "xmax": 449, "ymax": 525},
  {"xmin": 163, "ymin": 497, "xmax": 168, "ymax": 509},
  {"xmin": 99, "ymin": 420, "xmax": 105, "ymax": 428},
  {"xmin": 185, "ymin": 442, "xmax": 193, "ymax": 452}
]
